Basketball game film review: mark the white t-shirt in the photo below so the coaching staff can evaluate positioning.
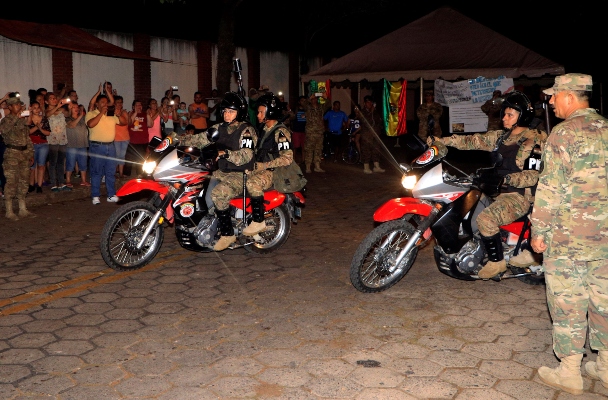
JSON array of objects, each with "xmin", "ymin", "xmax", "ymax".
[{"xmin": 208, "ymin": 98, "xmax": 218, "ymax": 123}]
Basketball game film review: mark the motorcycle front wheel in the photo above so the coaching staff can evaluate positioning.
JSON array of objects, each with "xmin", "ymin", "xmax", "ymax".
[
  {"xmin": 245, "ymin": 204, "xmax": 291, "ymax": 254},
  {"xmin": 350, "ymin": 220, "xmax": 418, "ymax": 293},
  {"xmin": 100, "ymin": 201, "xmax": 165, "ymax": 271}
]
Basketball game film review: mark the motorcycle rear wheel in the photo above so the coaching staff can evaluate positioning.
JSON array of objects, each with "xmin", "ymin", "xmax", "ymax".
[
  {"xmin": 350, "ymin": 220, "xmax": 418, "ymax": 293},
  {"xmin": 100, "ymin": 201, "xmax": 165, "ymax": 271},
  {"xmin": 245, "ymin": 204, "xmax": 291, "ymax": 254}
]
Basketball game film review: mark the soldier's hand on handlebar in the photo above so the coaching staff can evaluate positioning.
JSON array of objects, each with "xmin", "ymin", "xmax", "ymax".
[
  {"xmin": 426, "ymin": 136, "xmax": 435, "ymax": 147},
  {"xmin": 254, "ymin": 162, "xmax": 267, "ymax": 171}
]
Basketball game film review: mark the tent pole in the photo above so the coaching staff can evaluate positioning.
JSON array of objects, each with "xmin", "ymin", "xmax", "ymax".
[{"xmin": 420, "ymin": 77, "xmax": 424, "ymax": 105}]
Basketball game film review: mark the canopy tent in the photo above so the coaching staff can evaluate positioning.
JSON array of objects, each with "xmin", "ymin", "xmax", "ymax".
[
  {"xmin": 0, "ymin": 19, "xmax": 161, "ymax": 61},
  {"xmin": 302, "ymin": 7, "xmax": 564, "ymax": 83}
]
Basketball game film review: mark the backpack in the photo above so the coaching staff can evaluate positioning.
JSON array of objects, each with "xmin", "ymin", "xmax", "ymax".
[{"xmin": 260, "ymin": 123, "xmax": 307, "ymax": 193}]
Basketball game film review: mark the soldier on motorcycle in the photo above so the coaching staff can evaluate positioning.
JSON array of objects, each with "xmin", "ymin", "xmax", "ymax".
[
  {"xmin": 428, "ymin": 91, "xmax": 548, "ymax": 278},
  {"xmin": 174, "ymin": 91, "xmax": 257, "ymax": 251}
]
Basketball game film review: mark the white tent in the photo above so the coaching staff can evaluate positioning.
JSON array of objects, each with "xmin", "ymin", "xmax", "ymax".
[{"xmin": 302, "ymin": 7, "xmax": 564, "ymax": 83}]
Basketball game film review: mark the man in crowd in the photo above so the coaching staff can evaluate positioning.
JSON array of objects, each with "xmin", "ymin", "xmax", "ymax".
[
  {"xmin": 530, "ymin": 73, "xmax": 608, "ymax": 396},
  {"xmin": 189, "ymin": 91, "xmax": 209, "ymax": 134}
]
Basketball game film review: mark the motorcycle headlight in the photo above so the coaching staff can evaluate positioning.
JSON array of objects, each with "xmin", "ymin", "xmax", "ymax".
[
  {"xmin": 401, "ymin": 174, "xmax": 417, "ymax": 190},
  {"xmin": 142, "ymin": 161, "xmax": 157, "ymax": 174}
]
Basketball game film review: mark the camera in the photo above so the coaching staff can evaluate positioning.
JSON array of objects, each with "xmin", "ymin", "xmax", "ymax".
[
  {"xmin": 171, "ymin": 86, "xmax": 178, "ymax": 91},
  {"xmin": 20, "ymin": 110, "xmax": 30, "ymax": 117}
]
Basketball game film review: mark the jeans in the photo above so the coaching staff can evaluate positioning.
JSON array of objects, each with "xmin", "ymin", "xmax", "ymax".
[
  {"xmin": 89, "ymin": 142, "xmax": 117, "ymax": 198},
  {"xmin": 66, "ymin": 147, "xmax": 88, "ymax": 172},
  {"xmin": 33, "ymin": 143, "xmax": 49, "ymax": 169},
  {"xmin": 48, "ymin": 144, "xmax": 67, "ymax": 187},
  {"xmin": 114, "ymin": 140, "xmax": 129, "ymax": 167}
]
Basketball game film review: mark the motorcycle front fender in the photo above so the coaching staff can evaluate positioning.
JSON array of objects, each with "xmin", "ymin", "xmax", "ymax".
[
  {"xmin": 373, "ymin": 197, "xmax": 433, "ymax": 223},
  {"xmin": 116, "ymin": 179, "xmax": 170, "ymax": 197}
]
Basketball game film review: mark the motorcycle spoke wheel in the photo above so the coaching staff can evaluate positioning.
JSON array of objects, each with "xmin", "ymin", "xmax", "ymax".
[
  {"xmin": 100, "ymin": 201, "xmax": 165, "ymax": 271},
  {"xmin": 342, "ymin": 143, "xmax": 360, "ymax": 164},
  {"xmin": 350, "ymin": 220, "xmax": 418, "ymax": 293},
  {"xmin": 245, "ymin": 204, "xmax": 291, "ymax": 254}
]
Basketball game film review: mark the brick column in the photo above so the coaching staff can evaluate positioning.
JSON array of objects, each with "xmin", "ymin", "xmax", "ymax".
[
  {"xmin": 197, "ymin": 41, "xmax": 212, "ymax": 95},
  {"xmin": 133, "ymin": 33, "xmax": 152, "ymax": 104},
  {"xmin": 51, "ymin": 49, "xmax": 73, "ymax": 94}
]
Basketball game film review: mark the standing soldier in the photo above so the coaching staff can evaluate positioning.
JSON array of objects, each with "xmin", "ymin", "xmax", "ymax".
[
  {"xmin": 359, "ymin": 95, "xmax": 386, "ymax": 174},
  {"xmin": 242, "ymin": 93, "xmax": 294, "ymax": 236},
  {"xmin": 303, "ymin": 93, "xmax": 329, "ymax": 173},
  {"xmin": 530, "ymin": 73, "xmax": 608, "ymax": 396},
  {"xmin": 416, "ymin": 90, "xmax": 443, "ymax": 141},
  {"xmin": 0, "ymin": 95, "xmax": 35, "ymax": 220},
  {"xmin": 177, "ymin": 92, "xmax": 257, "ymax": 251}
]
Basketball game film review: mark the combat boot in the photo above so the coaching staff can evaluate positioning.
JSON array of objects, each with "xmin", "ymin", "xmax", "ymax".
[
  {"xmin": 363, "ymin": 164, "xmax": 373, "ymax": 174},
  {"xmin": 243, "ymin": 196, "xmax": 266, "ymax": 236},
  {"xmin": 314, "ymin": 162, "xmax": 325, "ymax": 173},
  {"xmin": 585, "ymin": 350, "xmax": 608, "ymax": 388},
  {"xmin": 305, "ymin": 163, "xmax": 312, "ymax": 174},
  {"xmin": 478, "ymin": 232, "xmax": 507, "ymax": 279},
  {"xmin": 373, "ymin": 162, "xmax": 386, "ymax": 173},
  {"xmin": 509, "ymin": 249, "xmax": 536, "ymax": 268},
  {"xmin": 5, "ymin": 200, "xmax": 18, "ymax": 221},
  {"xmin": 18, "ymin": 199, "xmax": 35, "ymax": 218},
  {"xmin": 213, "ymin": 208, "xmax": 235, "ymax": 251},
  {"xmin": 538, "ymin": 353, "xmax": 583, "ymax": 395}
]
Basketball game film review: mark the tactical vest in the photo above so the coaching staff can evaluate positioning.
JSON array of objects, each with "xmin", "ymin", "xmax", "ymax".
[
  {"xmin": 216, "ymin": 122, "xmax": 254, "ymax": 172},
  {"xmin": 256, "ymin": 123, "xmax": 287, "ymax": 163}
]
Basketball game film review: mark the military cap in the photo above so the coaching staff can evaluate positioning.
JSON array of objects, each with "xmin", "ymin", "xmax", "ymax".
[
  {"xmin": 6, "ymin": 97, "xmax": 24, "ymax": 106},
  {"xmin": 543, "ymin": 73, "xmax": 593, "ymax": 95}
]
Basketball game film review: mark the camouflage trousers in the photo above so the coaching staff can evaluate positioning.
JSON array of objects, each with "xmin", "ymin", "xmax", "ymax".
[
  {"xmin": 476, "ymin": 192, "xmax": 530, "ymax": 237},
  {"xmin": 211, "ymin": 170, "xmax": 246, "ymax": 211},
  {"xmin": 304, "ymin": 133, "xmax": 323, "ymax": 165},
  {"xmin": 544, "ymin": 257, "xmax": 608, "ymax": 358},
  {"xmin": 3, "ymin": 148, "xmax": 32, "ymax": 200},
  {"xmin": 360, "ymin": 131, "xmax": 381, "ymax": 164},
  {"xmin": 246, "ymin": 169, "xmax": 272, "ymax": 197}
]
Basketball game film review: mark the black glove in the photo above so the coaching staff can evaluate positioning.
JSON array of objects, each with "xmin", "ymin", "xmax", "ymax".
[{"xmin": 472, "ymin": 170, "xmax": 504, "ymax": 197}]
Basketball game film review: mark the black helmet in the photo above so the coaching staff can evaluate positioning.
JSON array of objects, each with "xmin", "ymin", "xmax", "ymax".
[
  {"xmin": 500, "ymin": 91, "xmax": 534, "ymax": 127},
  {"xmin": 219, "ymin": 92, "xmax": 248, "ymax": 122},
  {"xmin": 257, "ymin": 93, "xmax": 283, "ymax": 121}
]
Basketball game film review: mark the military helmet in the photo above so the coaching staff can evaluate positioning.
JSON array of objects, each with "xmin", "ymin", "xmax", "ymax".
[
  {"xmin": 257, "ymin": 93, "xmax": 283, "ymax": 121},
  {"xmin": 500, "ymin": 91, "xmax": 534, "ymax": 127},
  {"xmin": 219, "ymin": 92, "xmax": 248, "ymax": 122}
]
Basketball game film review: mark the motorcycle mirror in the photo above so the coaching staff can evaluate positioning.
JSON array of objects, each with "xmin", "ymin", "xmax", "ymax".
[{"xmin": 206, "ymin": 127, "xmax": 220, "ymax": 142}]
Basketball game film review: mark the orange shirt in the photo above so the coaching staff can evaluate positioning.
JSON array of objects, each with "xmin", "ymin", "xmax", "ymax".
[
  {"xmin": 189, "ymin": 102, "xmax": 208, "ymax": 130},
  {"xmin": 115, "ymin": 122, "xmax": 130, "ymax": 141}
]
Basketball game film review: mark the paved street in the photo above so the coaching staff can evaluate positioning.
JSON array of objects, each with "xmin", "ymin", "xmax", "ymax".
[{"xmin": 1, "ymin": 148, "xmax": 607, "ymax": 399}]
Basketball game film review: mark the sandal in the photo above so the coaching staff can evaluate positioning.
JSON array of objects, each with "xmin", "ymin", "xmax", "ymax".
[
  {"xmin": 65, "ymin": 183, "xmax": 73, "ymax": 188},
  {"xmin": 80, "ymin": 182, "xmax": 91, "ymax": 187}
]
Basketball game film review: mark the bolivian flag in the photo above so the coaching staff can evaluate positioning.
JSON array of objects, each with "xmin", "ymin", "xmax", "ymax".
[{"xmin": 383, "ymin": 79, "xmax": 407, "ymax": 136}]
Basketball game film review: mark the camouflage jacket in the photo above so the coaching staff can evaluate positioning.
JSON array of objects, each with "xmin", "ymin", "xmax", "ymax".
[
  {"xmin": 441, "ymin": 128, "xmax": 548, "ymax": 201},
  {"xmin": 176, "ymin": 121, "xmax": 257, "ymax": 167},
  {"xmin": 531, "ymin": 108, "xmax": 608, "ymax": 260},
  {"xmin": 358, "ymin": 106, "xmax": 383, "ymax": 136},
  {"xmin": 417, "ymin": 102, "xmax": 443, "ymax": 136},
  {"xmin": 304, "ymin": 100, "xmax": 329, "ymax": 136},
  {"xmin": 0, "ymin": 114, "xmax": 33, "ymax": 153}
]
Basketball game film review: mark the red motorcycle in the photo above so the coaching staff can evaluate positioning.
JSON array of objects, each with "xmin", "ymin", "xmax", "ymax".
[
  {"xmin": 349, "ymin": 138, "xmax": 543, "ymax": 293},
  {"xmin": 100, "ymin": 132, "xmax": 305, "ymax": 271}
]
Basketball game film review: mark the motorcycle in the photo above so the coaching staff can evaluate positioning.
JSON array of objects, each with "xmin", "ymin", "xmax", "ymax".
[
  {"xmin": 349, "ymin": 138, "xmax": 544, "ymax": 293},
  {"xmin": 100, "ymin": 130, "xmax": 306, "ymax": 271}
]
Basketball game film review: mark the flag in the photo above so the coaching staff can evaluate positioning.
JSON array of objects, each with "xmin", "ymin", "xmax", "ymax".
[{"xmin": 383, "ymin": 79, "xmax": 407, "ymax": 136}]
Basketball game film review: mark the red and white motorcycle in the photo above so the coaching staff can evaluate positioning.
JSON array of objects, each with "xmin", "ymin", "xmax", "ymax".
[
  {"xmin": 349, "ymin": 138, "xmax": 544, "ymax": 293},
  {"xmin": 100, "ymin": 132, "xmax": 305, "ymax": 271}
]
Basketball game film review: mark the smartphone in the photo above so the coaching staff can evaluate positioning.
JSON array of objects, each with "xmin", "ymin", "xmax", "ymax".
[
  {"xmin": 20, "ymin": 110, "xmax": 30, "ymax": 117},
  {"xmin": 170, "ymin": 100, "xmax": 175, "ymax": 105},
  {"xmin": 107, "ymin": 105, "xmax": 115, "ymax": 117},
  {"xmin": 171, "ymin": 86, "xmax": 178, "ymax": 91}
]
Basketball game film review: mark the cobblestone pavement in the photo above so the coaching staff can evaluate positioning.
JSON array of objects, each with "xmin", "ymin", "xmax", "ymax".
[{"xmin": 1, "ymin": 150, "xmax": 607, "ymax": 399}]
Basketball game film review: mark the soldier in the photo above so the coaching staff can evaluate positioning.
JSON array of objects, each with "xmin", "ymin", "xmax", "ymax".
[
  {"xmin": 481, "ymin": 90, "xmax": 503, "ymax": 131},
  {"xmin": 416, "ymin": 90, "xmax": 443, "ymax": 141},
  {"xmin": 303, "ymin": 93, "xmax": 329, "ymax": 173},
  {"xmin": 530, "ymin": 74, "xmax": 608, "ymax": 396},
  {"xmin": 429, "ymin": 91, "xmax": 547, "ymax": 278},
  {"xmin": 177, "ymin": 92, "xmax": 257, "ymax": 251},
  {"xmin": 359, "ymin": 95, "xmax": 385, "ymax": 174},
  {"xmin": 242, "ymin": 93, "xmax": 294, "ymax": 236},
  {"xmin": 0, "ymin": 96, "xmax": 35, "ymax": 220}
]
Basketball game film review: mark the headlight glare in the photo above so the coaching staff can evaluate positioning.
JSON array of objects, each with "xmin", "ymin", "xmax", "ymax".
[
  {"xmin": 401, "ymin": 175, "xmax": 417, "ymax": 190},
  {"xmin": 142, "ymin": 161, "xmax": 157, "ymax": 174}
]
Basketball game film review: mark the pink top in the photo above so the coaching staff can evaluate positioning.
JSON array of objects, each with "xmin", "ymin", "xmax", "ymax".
[{"xmin": 149, "ymin": 114, "xmax": 162, "ymax": 141}]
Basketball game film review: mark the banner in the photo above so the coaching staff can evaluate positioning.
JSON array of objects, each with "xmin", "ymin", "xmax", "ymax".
[
  {"xmin": 434, "ymin": 76, "xmax": 514, "ymax": 133},
  {"xmin": 383, "ymin": 79, "xmax": 407, "ymax": 137}
]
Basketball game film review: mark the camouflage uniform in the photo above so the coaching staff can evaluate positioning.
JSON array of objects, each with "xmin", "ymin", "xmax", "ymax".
[
  {"xmin": 303, "ymin": 99, "xmax": 329, "ymax": 166},
  {"xmin": 416, "ymin": 101, "xmax": 443, "ymax": 140},
  {"xmin": 358, "ymin": 106, "xmax": 383, "ymax": 164},
  {"xmin": 178, "ymin": 121, "xmax": 257, "ymax": 210},
  {"xmin": 531, "ymin": 107, "xmax": 608, "ymax": 359},
  {"xmin": 248, "ymin": 122, "xmax": 293, "ymax": 196},
  {"xmin": 0, "ymin": 112, "xmax": 33, "ymax": 201},
  {"xmin": 441, "ymin": 127, "xmax": 547, "ymax": 236}
]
